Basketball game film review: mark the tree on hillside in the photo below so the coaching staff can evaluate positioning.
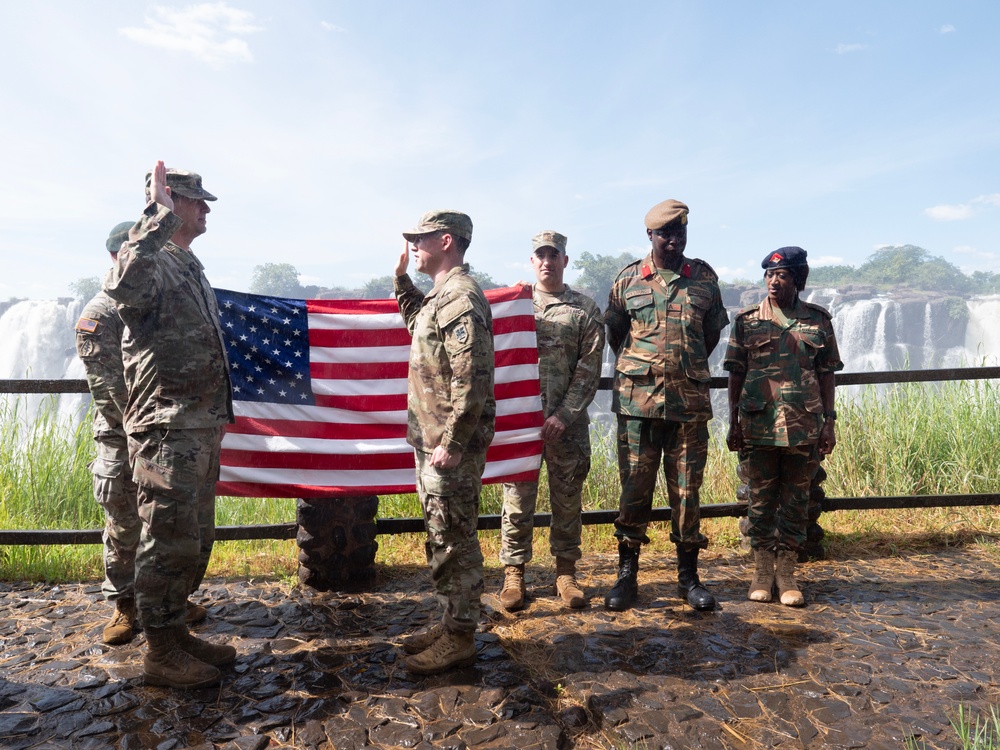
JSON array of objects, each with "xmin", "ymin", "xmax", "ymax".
[
  {"xmin": 807, "ymin": 265, "xmax": 856, "ymax": 288},
  {"xmin": 69, "ymin": 276, "xmax": 101, "ymax": 301},
  {"xmin": 858, "ymin": 245, "xmax": 970, "ymax": 293},
  {"xmin": 250, "ymin": 263, "xmax": 305, "ymax": 297},
  {"xmin": 469, "ymin": 266, "xmax": 501, "ymax": 290},
  {"xmin": 573, "ymin": 251, "xmax": 639, "ymax": 307}
]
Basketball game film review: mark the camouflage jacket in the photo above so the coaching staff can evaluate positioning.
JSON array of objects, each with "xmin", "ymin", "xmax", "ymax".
[
  {"xmin": 605, "ymin": 252, "xmax": 729, "ymax": 421},
  {"xmin": 723, "ymin": 296, "xmax": 844, "ymax": 447},
  {"xmin": 103, "ymin": 202, "xmax": 234, "ymax": 433},
  {"xmin": 533, "ymin": 284, "xmax": 605, "ymax": 427},
  {"xmin": 394, "ymin": 265, "xmax": 496, "ymax": 455},
  {"xmin": 74, "ymin": 288, "xmax": 127, "ymax": 440}
]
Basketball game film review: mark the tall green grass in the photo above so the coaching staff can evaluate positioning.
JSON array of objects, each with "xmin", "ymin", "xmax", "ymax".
[{"xmin": 2, "ymin": 379, "xmax": 999, "ymax": 582}]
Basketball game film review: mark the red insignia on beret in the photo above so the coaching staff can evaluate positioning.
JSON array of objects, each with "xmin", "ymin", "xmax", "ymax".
[{"xmin": 769, "ymin": 253, "xmax": 784, "ymax": 264}]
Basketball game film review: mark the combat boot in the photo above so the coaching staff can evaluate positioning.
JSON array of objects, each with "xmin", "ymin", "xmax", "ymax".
[
  {"xmin": 143, "ymin": 626, "xmax": 221, "ymax": 689},
  {"xmin": 775, "ymin": 549, "xmax": 804, "ymax": 606},
  {"xmin": 102, "ymin": 597, "xmax": 136, "ymax": 645},
  {"xmin": 677, "ymin": 547, "xmax": 716, "ymax": 611},
  {"xmin": 175, "ymin": 625, "xmax": 237, "ymax": 667},
  {"xmin": 185, "ymin": 601, "xmax": 208, "ymax": 624},
  {"xmin": 401, "ymin": 623, "xmax": 446, "ymax": 654},
  {"xmin": 604, "ymin": 542, "xmax": 639, "ymax": 611},
  {"xmin": 499, "ymin": 564, "xmax": 526, "ymax": 611},
  {"xmin": 554, "ymin": 557, "xmax": 587, "ymax": 609},
  {"xmin": 748, "ymin": 548, "xmax": 776, "ymax": 602},
  {"xmin": 404, "ymin": 629, "xmax": 476, "ymax": 675}
]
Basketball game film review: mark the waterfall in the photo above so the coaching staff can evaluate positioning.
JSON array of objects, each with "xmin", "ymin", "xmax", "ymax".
[
  {"xmin": 0, "ymin": 298, "xmax": 89, "ymax": 428},
  {"xmin": 964, "ymin": 296, "xmax": 1000, "ymax": 366}
]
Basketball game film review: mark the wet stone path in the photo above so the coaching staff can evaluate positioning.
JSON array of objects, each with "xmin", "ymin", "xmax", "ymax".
[{"xmin": 1, "ymin": 545, "xmax": 999, "ymax": 749}]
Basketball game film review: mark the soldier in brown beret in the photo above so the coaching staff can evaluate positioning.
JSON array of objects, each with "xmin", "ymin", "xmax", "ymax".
[{"xmin": 603, "ymin": 200, "xmax": 729, "ymax": 612}]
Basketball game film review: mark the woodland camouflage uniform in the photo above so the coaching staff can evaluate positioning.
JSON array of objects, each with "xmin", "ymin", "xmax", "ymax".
[
  {"xmin": 724, "ymin": 295, "xmax": 843, "ymax": 551},
  {"xmin": 500, "ymin": 284, "xmax": 604, "ymax": 565},
  {"xmin": 605, "ymin": 252, "xmax": 729, "ymax": 548},
  {"xmin": 395, "ymin": 264, "xmax": 495, "ymax": 635}
]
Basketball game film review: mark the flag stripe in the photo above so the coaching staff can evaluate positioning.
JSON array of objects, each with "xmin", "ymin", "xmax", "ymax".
[{"xmin": 216, "ymin": 284, "xmax": 543, "ymax": 498}]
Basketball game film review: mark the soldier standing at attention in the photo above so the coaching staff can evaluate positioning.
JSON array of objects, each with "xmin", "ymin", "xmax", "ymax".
[
  {"xmin": 103, "ymin": 161, "xmax": 236, "ymax": 689},
  {"xmin": 393, "ymin": 210, "xmax": 496, "ymax": 675},
  {"xmin": 724, "ymin": 247, "xmax": 843, "ymax": 606},
  {"xmin": 76, "ymin": 221, "xmax": 216, "ymax": 646},
  {"xmin": 604, "ymin": 200, "xmax": 729, "ymax": 612},
  {"xmin": 498, "ymin": 231, "xmax": 605, "ymax": 611}
]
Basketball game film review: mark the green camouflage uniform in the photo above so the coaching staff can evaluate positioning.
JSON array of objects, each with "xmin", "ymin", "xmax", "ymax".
[
  {"xmin": 500, "ymin": 285, "xmax": 605, "ymax": 565},
  {"xmin": 103, "ymin": 203, "xmax": 234, "ymax": 630},
  {"xmin": 724, "ymin": 296, "xmax": 843, "ymax": 551},
  {"xmin": 395, "ymin": 265, "xmax": 495, "ymax": 635},
  {"xmin": 75, "ymin": 289, "xmax": 139, "ymax": 602},
  {"xmin": 605, "ymin": 253, "xmax": 729, "ymax": 548}
]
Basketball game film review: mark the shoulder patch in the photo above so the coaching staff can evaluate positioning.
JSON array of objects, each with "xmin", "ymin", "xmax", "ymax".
[
  {"xmin": 687, "ymin": 258, "xmax": 719, "ymax": 281},
  {"xmin": 76, "ymin": 317, "xmax": 99, "ymax": 333}
]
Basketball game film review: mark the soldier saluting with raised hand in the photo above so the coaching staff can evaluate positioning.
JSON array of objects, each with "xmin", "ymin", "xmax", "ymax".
[{"xmin": 603, "ymin": 200, "xmax": 729, "ymax": 613}]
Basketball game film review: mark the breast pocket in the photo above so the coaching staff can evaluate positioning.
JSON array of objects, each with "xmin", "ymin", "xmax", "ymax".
[{"xmin": 625, "ymin": 289, "xmax": 656, "ymax": 337}]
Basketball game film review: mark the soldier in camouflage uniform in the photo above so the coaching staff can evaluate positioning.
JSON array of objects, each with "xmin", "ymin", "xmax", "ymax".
[
  {"xmin": 724, "ymin": 247, "xmax": 843, "ymax": 606},
  {"xmin": 103, "ymin": 161, "xmax": 236, "ymax": 689},
  {"xmin": 604, "ymin": 200, "xmax": 729, "ymax": 612},
  {"xmin": 393, "ymin": 209, "xmax": 496, "ymax": 675},
  {"xmin": 498, "ymin": 231, "xmax": 605, "ymax": 611},
  {"xmin": 76, "ymin": 222, "xmax": 214, "ymax": 646}
]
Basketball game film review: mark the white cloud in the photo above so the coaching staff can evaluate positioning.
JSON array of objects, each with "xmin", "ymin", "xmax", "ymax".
[
  {"xmin": 924, "ymin": 194, "xmax": 1000, "ymax": 221},
  {"xmin": 811, "ymin": 255, "xmax": 845, "ymax": 267},
  {"xmin": 120, "ymin": 2, "xmax": 263, "ymax": 65},
  {"xmin": 835, "ymin": 43, "xmax": 868, "ymax": 54},
  {"xmin": 321, "ymin": 21, "xmax": 345, "ymax": 33},
  {"xmin": 940, "ymin": 24, "xmax": 956, "ymax": 34}
]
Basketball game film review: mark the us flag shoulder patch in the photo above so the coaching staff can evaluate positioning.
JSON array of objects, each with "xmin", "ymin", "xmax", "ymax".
[{"xmin": 76, "ymin": 317, "xmax": 99, "ymax": 333}]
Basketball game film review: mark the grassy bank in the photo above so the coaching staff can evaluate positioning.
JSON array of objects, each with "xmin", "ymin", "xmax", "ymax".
[{"xmin": 1, "ymin": 378, "xmax": 999, "ymax": 583}]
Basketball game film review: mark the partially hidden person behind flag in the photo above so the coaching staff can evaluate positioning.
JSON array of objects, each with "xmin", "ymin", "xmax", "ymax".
[
  {"xmin": 393, "ymin": 209, "xmax": 496, "ymax": 675},
  {"xmin": 497, "ymin": 230, "xmax": 605, "ymax": 612},
  {"xmin": 102, "ymin": 161, "xmax": 236, "ymax": 689},
  {"xmin": 75, "ymin": 220, "xmax": 213, "ymax": 647},
  {"xmin": 603, "ymin": 199, "xmax": 730, "ymax": 613},
  {"xmin": 724, "ymin": 247, "xmax": 843, "ymax": 606}
]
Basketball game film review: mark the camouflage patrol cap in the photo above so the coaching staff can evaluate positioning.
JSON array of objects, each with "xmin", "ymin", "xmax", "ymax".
[
  {"xmin": 143, "ymin": 168, "xmax": 218, "ymax": 201},
  {"xmin": 531, "ymin": 230, "xmax": 568, "ymax": 254},
  {"xmin": 106, "ymin": 221, "xmax": 134, "ymax": 254},
  {"xmin": 762, "ymin": 246, "xmax": 808, "ymax": 270},
  {"xmin": 644, "ymin": 199, "xmax": 689, "ymax": 230},
  {"xmin": 402, "ymin": 209, "xmax": 473, "ymax": 242}
]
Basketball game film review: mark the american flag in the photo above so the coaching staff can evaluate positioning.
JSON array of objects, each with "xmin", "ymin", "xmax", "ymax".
[{"xmin": 214, "ymin": 285, "xmax": 544, "ymax": 498}]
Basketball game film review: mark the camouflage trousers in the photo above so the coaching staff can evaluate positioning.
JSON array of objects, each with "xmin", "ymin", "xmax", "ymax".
[
  {"xmin": 614, "ymin": 415, "xmax": 709, "ymax": 550},
  {"xmin": 128, "ymin": 426, "xmax": 224, "ymax": 630},
  {"xmin": 90, "ymin": 435, "xmax": 140, "ymax": 601},
  {"xmin": 741, "ymin": 443, "xmax": 821, "ymax": 552},
  {"xmin": 415, "ymin": 449, "xmax": 487, "ymax": 635},
  {"xmin": 499, "ymin": 420, "xmax": 591, "ymax": 565}
]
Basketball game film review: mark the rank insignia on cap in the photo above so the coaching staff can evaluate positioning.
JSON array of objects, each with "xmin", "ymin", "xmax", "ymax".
[
  {"xmin": 76, "ymin": 318, "xmax": 99, "ymax": 333},
  {"xmin": 770, "ymin": 253, "xmax": 784, "ymax": 264}
]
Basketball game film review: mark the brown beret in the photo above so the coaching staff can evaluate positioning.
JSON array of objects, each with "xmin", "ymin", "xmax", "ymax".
[{"xmin": 644, "ymin": 199, "xmax": 689, "ymax": 230}]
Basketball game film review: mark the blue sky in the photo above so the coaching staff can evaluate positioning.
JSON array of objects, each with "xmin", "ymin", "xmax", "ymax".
[{"xmin": 1, "ymin": 1, "xmax": 998, "ymax": 300}]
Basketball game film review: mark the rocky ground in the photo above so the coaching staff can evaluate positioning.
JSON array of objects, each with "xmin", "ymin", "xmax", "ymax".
[{"xmin": 1, "ymin": 545, "xmax": 999, "ymax": 749}]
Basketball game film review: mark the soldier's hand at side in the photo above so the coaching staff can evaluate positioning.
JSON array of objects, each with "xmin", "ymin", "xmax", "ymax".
[
  {"xmin": 430, "ymin": 444, "xmax": 462, "ymax": 469},
  {"xmin": 818, "ymin": 421, "xmax": 836, "ymax": 456},
  {"xmin": 726, "ymin": 421, "xmax": 743, "ymax": 452},
  {"xmin": 395, "ymin": 241, "xmax": 410, "ymax": 277},
  {"xmin": 540, "ymin": 415, "xmax": 566, "ymax": 443},
  {"xmin": 149, "ymin": 160, "xmax": 174, "ymax": 212}
]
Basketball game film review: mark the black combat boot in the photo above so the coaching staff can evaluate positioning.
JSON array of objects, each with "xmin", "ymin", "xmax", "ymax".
[
  {"xmin": 676, "ymin": 546, "xmax": 715, "ymax": 611},
  {"xmin": 604, "ymin": 542, "xmax": 640, "ymax": 611}
]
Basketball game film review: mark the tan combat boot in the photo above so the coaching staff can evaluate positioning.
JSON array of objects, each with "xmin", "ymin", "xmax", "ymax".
[
  {"xmin": 499, "ymin": 564, "xmax": 525, "ymax": 611},
  {"xmin": 404, "ymin": 629, "xmax": 476, "ymax": 675},
  {"xmin": 401, "ymin": 623, "xmax": 446, "ymax": 654},
  {"xmin": 143, "ymin": 626, "xmax": 221, "ymax": 689},
  {"xmin": 554, "ymin": 558, "xmax": 587, "ymax": 609},
  {"xmin": 775, "ymin": 549, "xmax": 805, "ymax": 607},
  {"xmin": 175, "ymin": 625, "xmax": 237, "ymax": 667},
  {"xmin": 102, "ymin": 597, "xmax": 136, "ymax": 645},
  {"xmin": 748, "ymin": 549, "xmax": 775, "ymax": 602}
]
